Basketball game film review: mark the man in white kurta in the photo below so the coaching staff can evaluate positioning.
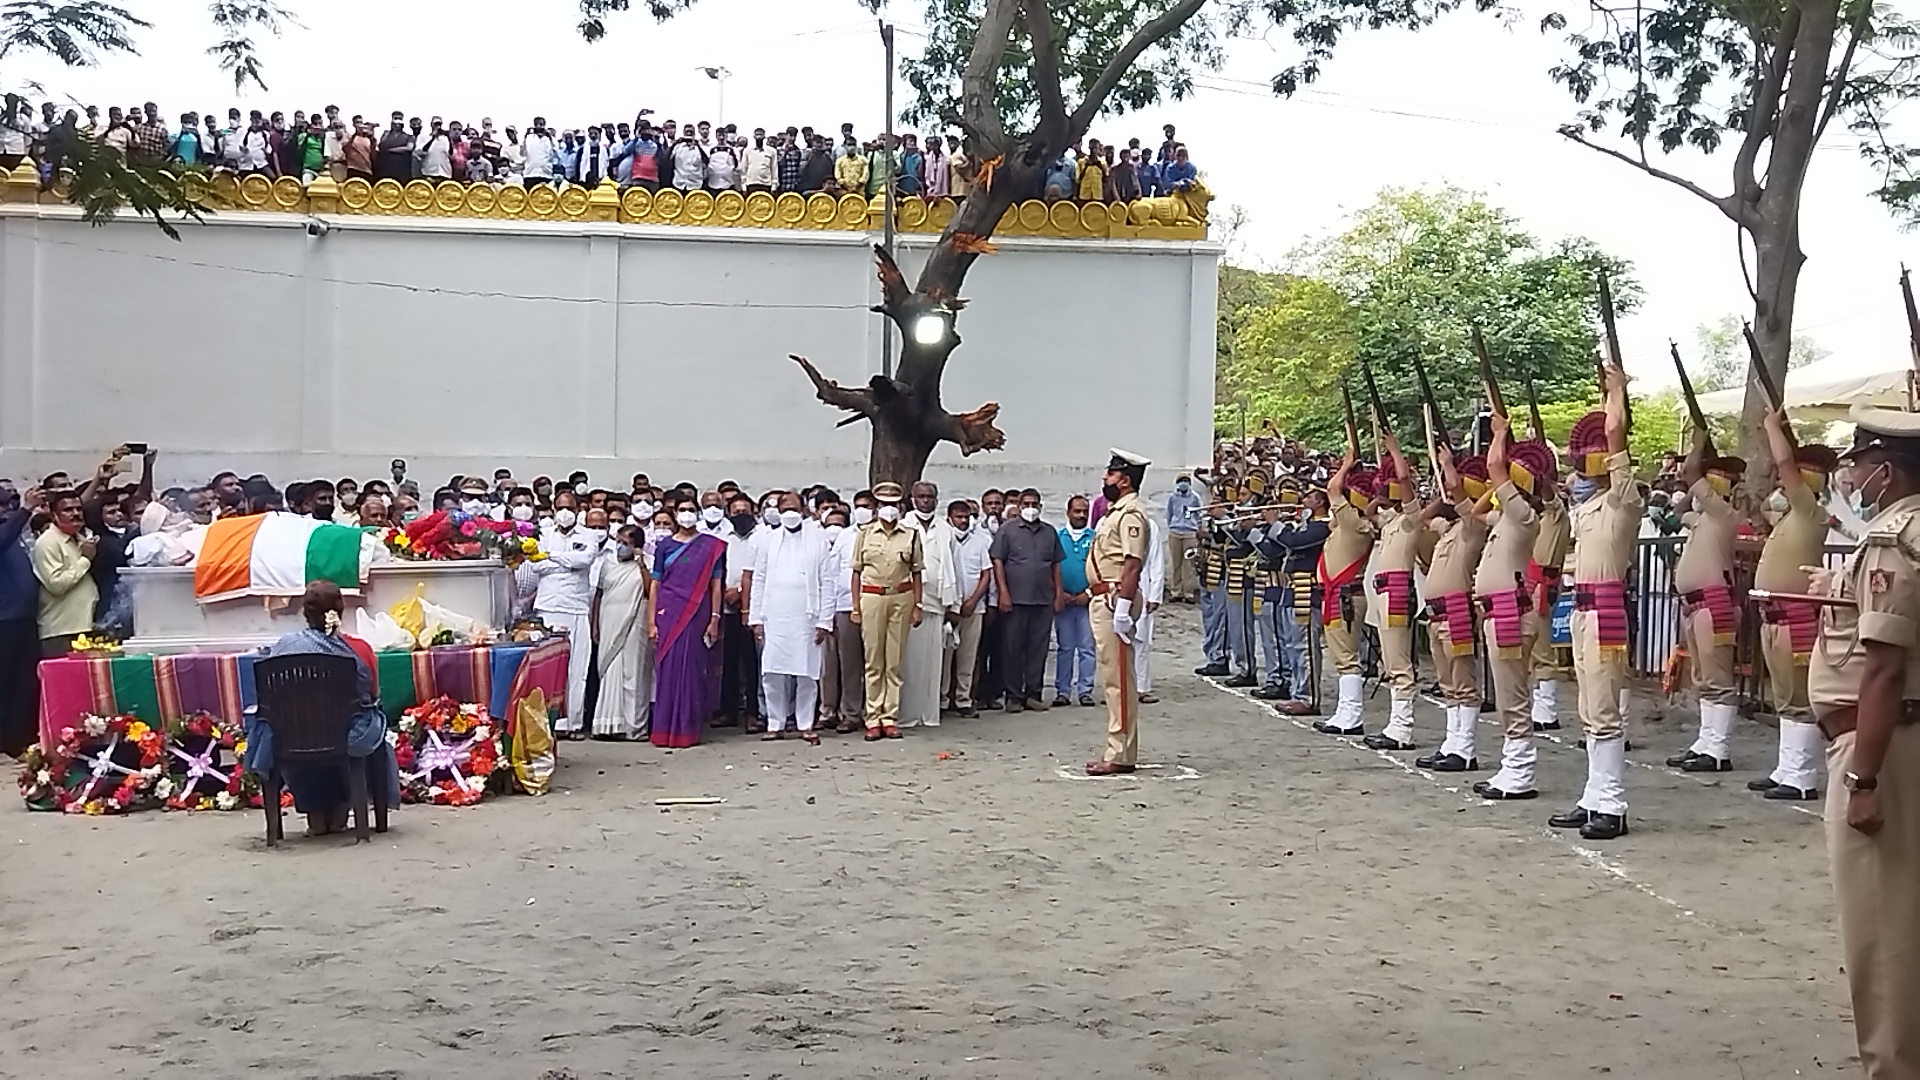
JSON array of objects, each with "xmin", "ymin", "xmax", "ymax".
[
  {"xmin": 749, "ymin": 496, "xmax": 835, "ymax": 738},
  {"xmin": 534, "ymin": 508, "xmax": 602, "ymax": 733},
  {"xmin": 1136, "ymin": 513, "xmax": 1167, "ymax": 698},
  {"xmin": 944, "ymin": 500, "xmax": 995, "ymax": 715},
  {"xmin": 902, "ymin": 482, "xmax": 960, "ymax": 727},
  {"xmin": 590, "ymin": 527, "xmax": 653, "ymax": 739}
]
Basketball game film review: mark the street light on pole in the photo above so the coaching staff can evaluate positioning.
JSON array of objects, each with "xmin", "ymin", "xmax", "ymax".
[{"xmin": 695, "ymin": 65, "xmax": 731, "ymax": 127}]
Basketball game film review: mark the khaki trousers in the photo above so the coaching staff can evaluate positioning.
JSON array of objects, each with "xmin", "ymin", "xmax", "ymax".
[
  {"xmin": 1683, "ymin": 607, "xmax": 1738, "ymax": 705},
  {"xmin": 1168, "ymin": 532, "xmax": 1197, "ymax": 599},
  {"xmin": 1379, "ymin": 624, "xmax": 1416, "ymax": 696},
  {"xmin": 1428, "ymin": 622, "xmax": 1478, "ymax": 707},
  {"xmin": 1570, "ymin": 610, "xmax": 1627, "ymax": 739},
  {"xmin": 1091, "ymin": 600, "xmax": 1139, "ymax": 766},
  {"xmin": 1530, "ymin": 589, "xmax": 1570, "ymax": 679},
  {"xmin": 1760, "ymin": 622, "xmax": 1811, "ymax": 722},
  {"xmin": 1485, "ymin": 612, "xmax": 1539, "ymax": 740},
  {"xmin": 1826, "ymin": 725, "xmax": 1920, "ymax": 1079},
  {"xmin": 859, "ymin": 591, "xmax": 913, "ymax": 729},
  {"xmin": 1325, "ymin": 590, "xmax": 1368, "ymax": 675},
  {"xmin": 943, "ymin": 609, "xmax": 984, "ymax": 709}
]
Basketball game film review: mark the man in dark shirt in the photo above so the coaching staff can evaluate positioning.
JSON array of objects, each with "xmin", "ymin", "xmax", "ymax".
[
  {"xmin": 798, "ymin": 134, "xmax": 835, "ymax": 194},
  {"xmin": 0, "ymin": 483, "xmax": 40, "ymax": 756},
  {"xmin": 1266, "ymin": 489, "xmax": 1330, "ymax": 714},
  {"xmin": 989, "ymin": 487, "xmax": 1063, "ymax": 712}
]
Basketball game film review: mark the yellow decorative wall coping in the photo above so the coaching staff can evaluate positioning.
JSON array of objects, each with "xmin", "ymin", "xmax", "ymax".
[{"xmin": 0, "ymin": 163, "xmax": 1210, "ymax": 242}]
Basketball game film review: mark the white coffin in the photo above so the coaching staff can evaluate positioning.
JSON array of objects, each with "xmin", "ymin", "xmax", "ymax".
[{"xmin": 120, "ymin": 561, "xmax": 513, "ymax": 655}]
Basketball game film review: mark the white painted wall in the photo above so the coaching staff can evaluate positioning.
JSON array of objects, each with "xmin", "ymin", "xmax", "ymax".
[{"xmin": 0, "ymin": 206, "xmax": 1217, "ymax": 500}]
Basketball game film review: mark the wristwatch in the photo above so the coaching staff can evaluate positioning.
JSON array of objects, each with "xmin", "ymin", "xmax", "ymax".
[{"xmin": 1844, "ymin": 771, "xmax": 1878, "ymax": 792}]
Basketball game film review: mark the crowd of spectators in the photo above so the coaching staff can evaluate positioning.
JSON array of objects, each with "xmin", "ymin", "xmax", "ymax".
[{"xmin": 0, "ymin": 98, "xmax": 1199, "ymax": 204}]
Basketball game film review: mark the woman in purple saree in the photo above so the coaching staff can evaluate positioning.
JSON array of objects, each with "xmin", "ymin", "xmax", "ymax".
[{"xmin": 647, "ymin": 504, "xmax": 726, "ymax": 748}]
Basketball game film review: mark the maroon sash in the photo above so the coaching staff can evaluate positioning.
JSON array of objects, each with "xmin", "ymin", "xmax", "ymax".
[
  {"xmin": 1374, "ymin": 570, "xmax": 1413, "ymax": 628},
  {"xmin": 1681, "ymin": 582, "xmax": 1738, "ymax": 647},
  {"xmin": 1316, "ymin": 551, "xmax": 1365, "ymax": 629},
  {"xmin": 1427, "ymin": 591, "xmax": 1474, "ymax": 656}
]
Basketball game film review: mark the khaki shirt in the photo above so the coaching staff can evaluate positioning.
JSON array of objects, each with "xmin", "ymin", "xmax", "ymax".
[
  {"xmin": 853, "ymin": 520, "xmax": 923, "ymax": 589},
  {"xmin": 1568, "ymin": 451, "xmax": 1643, "ymax": 582},
  {"xmin": 1532, "ymin": 498, "xmax": 1570, "ymax": 571},
  {"xmin": 1426, "ymin": 500, "xmax": 1487, "ymax": 596},
  {"xmin": 1374, "ymin": 507, "xmax": 1421, "ymax": 572},
  {"xmin": 1809, "ymin": 494, "xmax": 1920, "ymax": 712},
  {"xmin": 1323, "ymin": 501, "xmax": 1373, "ymax": 573},
  {"xmin": 1754, "ymin": 482, "xmax": 1827, "ymax": 592},
  {"xmin": 1674, "ymin": 477, "xmax": 1738, "ymax": 593},
  {"xmin": 1475, "ymin": 481, "xmax": 1540, "ymax": 595},
  {"xmin": 1088, "ymin": 492, "xmax": 1149, "ymax": 588}
]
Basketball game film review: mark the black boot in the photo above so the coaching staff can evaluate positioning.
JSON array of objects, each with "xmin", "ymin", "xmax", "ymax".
[
  {"xmin": 1252, "ymin": 684, "xmax": 1286, "ymax": 700},
  {"xmin": 1763, "ymin": 783, "xmax": 1819, "ymax": 801},
  {"xmin": 1473, "ymin": 779, "xmax": 1538, "ymax": 800},
  {"xmin": 1224, "ymin": 672, "xmax": 1258, "ymax": 688},
  {"xmin": 1422, "ymin": 753, "xmax": 1477, "ymax": 772},
  {"xmin": 1531, "ymin": 719, "xmax": 1562, "ymax": 732},
  {"xmin": 1746, "ymin": 776, "xmax": 1778, "ymax": 792},
  {"xmin": 1665, "ymin": 749, "xmax": 1702, "ymax": 768},
  {"xmin": 1194, "ymin": 662, "xmax": 1230, "ymax": 677},
  {"xmin": 1365, "ymin": 732, "xmax": 1416, "ymax": 751},
  {"xmin": 1579, "ymin": 813, "xmax": 1629, "ymax": 840},
  {"xmin": 1680, "ymin": 754, "xmax": 1731, "ymax": 773},
  {"xmin": 1547, "ymin": 806, "xmax": 1592, "ymax": 829},
  {"xmin": 1313, "ymin": 719, "xmax": 1360, "ymax": 735}
]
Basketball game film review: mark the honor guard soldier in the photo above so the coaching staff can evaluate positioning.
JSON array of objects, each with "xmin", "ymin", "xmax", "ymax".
[
  {"xmin": 1407, "ymin": 445, "xmax": 1490, "ymax": 764},
  {"xmin": 1266, "ymin": 487, "xmax": 1330, "ymax": 715},
  {"xmin": 1247, "ymin": 500, "xmax": 1291, "ymax": 699},
  {"xmin": 1809, "ymin": 404, "xmax": 1920, "ymax": 1078},
  {"xmin": 1528, "ymin": 448, "xmax": 1574, "ymax": 731},
  {"xmin": 1362, "ymin": 433, "xmax": 1421, "ymax": 749},
  {"xmin": 1314, "ymin": 454, "xmax": 1378, "ymax": 735},
  {"xmin": 1192, "ymin": 501, "xmax": 1232, "ymax": 677},
  {"xmin": 1085, "ymin": 450, "xmax": 1151, "ymax": 777},
  {"xmin": 851, "ymin": 481, "xmax": 923, "ymax": 740},
  {"xmin": 1749, "ymin": 407, "xmax": 1838, "ymax": 800},
  {"xmin": 1666, "ymin": 429, "xmax": 1747, "ymax": 773},
  {"xmin": 1549, "ymin": 363, "xmax": 1639, "ymax": 841},
  {"xmin": 1472, "ymin": 425, "xmax": 1552, "ymax": 798},
  {"xmin": 1220, "ymin": 500, "xmax": 1261, "ymax": 688}
]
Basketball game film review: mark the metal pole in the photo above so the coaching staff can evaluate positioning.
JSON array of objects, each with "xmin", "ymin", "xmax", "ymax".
[
  {"xmin": 880, "ymin": 20, "xmax": 897, "ymax": 380},
  {"xmin": 717, "ymin": 75, "xmax": 726, "ymax": 128}
]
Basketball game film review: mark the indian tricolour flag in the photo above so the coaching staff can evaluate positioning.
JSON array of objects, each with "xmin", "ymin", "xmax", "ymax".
[{"xmin": 192, "ymin": 513, "xmax": 365, "ymax": 602}]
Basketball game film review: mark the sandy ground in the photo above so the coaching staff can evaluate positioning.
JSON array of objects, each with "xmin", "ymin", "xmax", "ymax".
[{"xmin": 0, "ymin": 606, "xmax": 1858, "ymax": 1079}]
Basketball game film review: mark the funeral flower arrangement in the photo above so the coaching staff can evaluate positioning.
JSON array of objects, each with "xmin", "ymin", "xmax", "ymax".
[
  {"xmin": 17, "ymin": 714, "xmax": 165, "ymax": 814},
  {"xmin": 158, "ymin": 711, "xmax": 269, "ymax": 811},
  {"xmin": 393, "ymin": 696, "xmax": 502, "ymax": 806},
  {"xmin": 384, "ymin": 510, "xmax": 543, "ymax": 565}
]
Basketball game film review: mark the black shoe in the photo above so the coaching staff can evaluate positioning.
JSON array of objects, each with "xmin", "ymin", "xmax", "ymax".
[
  {"xmin": 1313, "ymin": 720, "xmax": 1361, "ymax": 735},
  {"xmin": 958, "ymin": 708, "xmax": 979, "ymax": 719},
  {"xmin": 1194, "ymin": 663, "xmax": 1230, "ymax": 677},
  {"xmin": 1251, "ymin": 684, "xmax": 1285, "ymax": 700},
  {"xmin": 1424, "ymin": 753, "xmax": 1477, "ymax": 772},
  {"xmin": 1053, "ymin": 694, "xmax": 1070, "ymax": 707},
  {"xmin": 1580, "ymin": 813, "xmax": 1629, "ymax": 840},
  {"xmin": 1224, "ymin": 673, "xmax": 1258, "ymax": 688},
  {"xmin": 1003, "ymin": 699, "xmax": 1024, "ymax": 714},
  {"xmin": 1680, "ymin": 754, "xmax": 1732, "ymax": 773},
  {"xmin": 1665, "ymin": 749, "xmax": 1701, "ymax": 768},
  {"xmin": 1746, "ymin": 776, "xmax": 1778, "ymax": 792},
  {"xmin": 1474, "ymin": 780, "xmax": 1539, "ymax": 800},
  {"xmin": 1547, "ymin": 806, "xmax": 1593, "ymax": 829},
  {"xmin": 1366, "ymin": 732, "xmax": 1415, "ymax": 751},
  {"xmin": 1532, "ymin": 719, "xmax": 1562, "ymax": 732},
  {"xmin": 1763, "ymin": 784, "xmax": 1820, "ymax": 801}
]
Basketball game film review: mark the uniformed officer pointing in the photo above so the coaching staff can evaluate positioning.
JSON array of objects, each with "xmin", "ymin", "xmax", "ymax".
[{"xmin": 1086, "ymin": 450, "xmax": 1151, "ymax": 776}]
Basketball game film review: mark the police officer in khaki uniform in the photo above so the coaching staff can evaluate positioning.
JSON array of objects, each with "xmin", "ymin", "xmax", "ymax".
[
  {"xmin": 850, "ymin": 481, "xmax": 923, "ymax": 740},
  {"xmin": 1398, "ymin": 443, "xmax": 1486, "ymax": 764},
  {"xmin": 1086, "ymin": 450, "xmax": 1151, "ymax": 777},
  {"xmin": 1362, "ymin": 432, "xmax": 1422, "ymax": 749},
  {"xmin": 1665, "ymin": 429, "xmax": 1746, "ymax": 773},
  {"xmin": 1528, "ymin": 469, "xmax": 1573, "ymax": 731},
  {"xmin": 1313, "ymin": 452, "xmax": 1377, "ymax": 735},
  {"xmin": 1472, "ymin": 422, "xmax": 1550, "ymax": 798},
  {"xmin": 1809, "ymin": 405, "xmax": 1920, "ymax": 1079}
]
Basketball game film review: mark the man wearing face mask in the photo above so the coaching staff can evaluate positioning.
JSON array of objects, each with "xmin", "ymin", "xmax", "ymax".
[
  {"xmin": 1166, "ymin": 473, "xmax": 1202, "ymax": 602},
  {"xmin": 750, "ymin": 492, "xmax": 833, "ymax": 744},
  {"xmin": 697, "ymin": 490, "xmax": 729, "ymax": 536},
  {"xmin": 1085, "ymin": 450, "xmax": 1152, "ymax": 776},
  {"xmin": 1528, "ymin": 440, "xmax": 1576, "ymax": 733},
  {"xmin": 533, "ymin": 492, "xmax": 602, "ymax": 738},
  {"xmin": 1747, "ymin": 409, "xmax": 1840, "ymax": 801},
  {"xmin": 457, "ymin": 476, "xmax": 493, "ymax": 520},
  {"xmin": 1807, "ymin": 405, "xmax": 1920, "ymax": 1079},
  {"xmin": 944, "ymin": 499, "xmax": 994, "ymax": 718},
  {"xmin": 1358, "ymin": 432, "xmax": 1423, "ymax": 752},
  {"xmin": 1312, "ymin": 453, "xmax": 1378, "ymax": 735},
  {"xmin": 717, "ymin": 492, "xmax": 763, "ymax": 731},
  {"xmin": 851, "ymin": 482, "xmax": 923, "ymax": 739},
  {"xmin": 991, "ymin": 488, "xmax": 1064, "ymax": 712},
  {"xmin": 901, "ymin": 481, "xmax": 960, "ymax": 728},
  {"xmin": 1054, "ymin": 495, "xmax": 1098, "ymax": 708},
  {"xmin": 1550, "ymin": 362, "xmax": 1639, "ymax": 841},
  {"xmin": 1663, "ymin": 428, "xmax": 1747, "ymax": 775},
  {"xmin": 825, "ymin": 491, "xmax": 875, "ymax": 733}
]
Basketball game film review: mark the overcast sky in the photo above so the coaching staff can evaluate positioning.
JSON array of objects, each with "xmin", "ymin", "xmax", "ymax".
[{"xmin": 12, "ymin": 0, "xmax": 1914, "ymax": 390}]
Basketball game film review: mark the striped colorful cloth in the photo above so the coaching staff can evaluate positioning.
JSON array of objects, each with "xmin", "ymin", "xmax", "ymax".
[{"xmin": 38, "ymin": 640, "xmax": 570, "ymax": 751}]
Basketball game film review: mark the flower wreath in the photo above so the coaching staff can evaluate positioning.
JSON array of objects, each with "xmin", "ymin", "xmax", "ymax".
[
  {"xmin": 385, "ymin": 511, "xmax": 544, "ymax": 566},
  {"xmin": 16, "ymin": 714, "xmax": 165, "ymax": 814},
  {"xmin": 393, "ymin": 696, "xmax": 503, "ymax": 806},
  {"xmin": 158, "ymin": 711, "xmax": 276, "ymax": 812}
]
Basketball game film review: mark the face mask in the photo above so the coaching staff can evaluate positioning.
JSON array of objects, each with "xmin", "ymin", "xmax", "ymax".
[
  {"xmin": 852, "ymin": 506, "xmax": 875, "ymax": 526},
  {"xmin": 1848, "ymin": 463, "xmax": 1888, "ymax": 519},
  {"xmin": 1020, "ymin": 506, "xmax": 1040, "ymax": 523},
  {"xmin": 984, "ymin": 514, "xmax": 999, "ymax": 533},
  {"xmin": 825, "ymin": 523, "xmax": 844, "ymax": 539},
  {"xmin": 877, "ymin": 505, "xmax": 900, "ymax": 523},
  {"xmin": 461, "ymin": 499, "xmax": 487, "ymax": 517},
  {"xmin": 1566, "ymin": 475, "xmax": 1599, "ymax": 505},
  {"xmin": 401, "ymin": 509, "xmax": 423, "ymax": 525},
  {"xmin": 676, "ymin": 510, "xmax": 698, "ymax": 529},
  {"xmin": 954, "ymin": 522, "xmax": 972, "ymax": 538},
  {"xmin": 573, "ymin": 482, "xmax": 589, "ymax": 496},
  {"xmin": 1066, "ymin": 524, "xmax": 1088, "ymax": 539},
  {"xmin": 636, "ymin": 500, "xmax": 656, "ymax": 517},
  {"xmin": 510, "ymin": 504, "xmax": 535, "ymax": 522},
  {"xmin": 615, "ymin": 543, "xmax": 636, "ymax": 562},
  {"xmin": 1765, "ymin": 490, "xmax": 1790, "ymax": 514},
  {"xmin": 701, "ymin": 505, "xmax": 724, "ymax": 525},
  {"xmin": 781, "ymin": 509, "xmax": 804, "ymax": 531},
  {"xmin": 582, "ymin": 526, "xmax": 607, "ymax": 543},
  {"xmin": 1101, "ymin": 483, "xmax": 1121, "ymax": 502},
  {"xmin": 553, "ymin": 508, "xmax": 578, "ymax": 530},
  {"xmin": 729, "ymin": 512, "xmax": 756, "ymax": 533},
  {"xmin": 1176, "ymin": 481, "xmax": 1191, "ymax": 494},
  {"xmin": 763, "ymin": 506, "xmax": 782, "ymax": 527}
]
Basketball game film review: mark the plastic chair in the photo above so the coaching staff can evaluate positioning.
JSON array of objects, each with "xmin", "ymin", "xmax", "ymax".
[{"xmin": 253, "ymin": 653, "xmax": 388, "ymax": 845}]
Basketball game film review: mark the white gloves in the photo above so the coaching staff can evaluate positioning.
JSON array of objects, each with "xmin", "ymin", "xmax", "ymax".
[{"xmin": 1112, "ymin": 597, "xmax": 1135, "ymax": 643}]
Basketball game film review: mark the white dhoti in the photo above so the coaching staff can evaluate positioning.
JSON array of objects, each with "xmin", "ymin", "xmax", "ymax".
[
  {"xmin": 900, "ymin": 611, "xmax": 945, "ymax": 727},
  {"xmin": 539, "ymin": 608, "xmax": 594, "ymax": 732},
  {"xmin": 1134, "ymin": 608, "xmax": 1155, "ymax": 694},
  {"xmin": 752, "ymin": 527, "xmax": 832, "ymax": 735},
  {"xmin": 592, "ymin": 562, "xmax": 650, "ymax": 738}
]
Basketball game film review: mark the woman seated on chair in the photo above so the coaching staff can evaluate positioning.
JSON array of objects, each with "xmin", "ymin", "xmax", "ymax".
[{"xmin": 244, "ymin": 581, "xmax": 402, "ymax": 835}]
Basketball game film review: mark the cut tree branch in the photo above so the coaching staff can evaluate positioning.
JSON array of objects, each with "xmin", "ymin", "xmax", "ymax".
[
  {"xmin": 1732, "ymin": 6, "xmax": 1798, "ymax": 204},
  {"xmin": 1814, "ymin": 0, "xmax": 1874, "ymax": 146},
  {"xmin": 943, "ymin": 402, "xmax": 1007, "ymax": 456},
  {"xmin": 959, "ymin": 0, "xmax": 1021, "ymax": 152},
  {"xmin": 1559, "ymin": 130, "xmax": 1754, "ymax": 230},
  {"xmin": 1024, "ymin": 0, "xmax": 1070, "ymax": 151},
  {"xmin": 790, "ymin": 354, "xmax": 878, "ymax": 418},
  {"xmin": 871, "ymin": 244, "xmax": 912, "ymax": 314},
  {"xmin": 1065, "ymin": 0, "xmax": 1208, "ymax": 143}
]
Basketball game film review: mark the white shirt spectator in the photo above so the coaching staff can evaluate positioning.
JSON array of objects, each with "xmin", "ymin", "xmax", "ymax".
[
  {"xmin": 828, "ymin": 524, "xmax": 860, "ymax": 613},
  {"xmin": 238, "ymin": 128, "xmax": 270, "ymax": 171},
  {"xmin": 953, "ymin": 522, "xmax": 996, "ymax": 609},
  {"xmin": 532, "ymin": 524, "xmax": 600, "ymax": 614},
  {"xmin": 704, "ymin": 144, "xmax": 740, "ymax": 190},
  {"xmin": 671, "ymin": 140, "xmax": 707, "ymax": 190},
  {"xmin": 417, "ymin": 130, "xmax": 453, "ymax": 180},
  {"xmin": 739, "ymin": 143, "xmax": 776, "ymax": 188},
  {"xmin": 521, "ymin": 131, "xmax": 557, "ymax": 180}
]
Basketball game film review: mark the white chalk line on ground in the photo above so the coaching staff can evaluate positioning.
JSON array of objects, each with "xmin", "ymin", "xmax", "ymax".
[
  {"xmin": 1203, "ymin": 675, "xmax": 1722, "ymax": 932},
  {"xmin": 1053, "ymin": 763, "xmax": 1203, "ymax": 782}
]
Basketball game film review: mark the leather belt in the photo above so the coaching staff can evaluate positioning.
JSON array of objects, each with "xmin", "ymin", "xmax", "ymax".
[
  {"xmin": 1817, "ymin": 702, "xmax": 1920, "ymax": 742},
  {"xmin": 1089, "ymin": 581, "xmax": 1110, "ymax": 596},
  {"xmin": 1474, "ymin": 593, "xmax": 1533, "ymax": 616},
  {"xmin": 860, "ymin": 581, "xmax": 913, "ymax": 595}
]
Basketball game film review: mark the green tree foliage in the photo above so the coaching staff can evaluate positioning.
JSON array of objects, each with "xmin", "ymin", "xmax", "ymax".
[
  {"xmin": 1685, "ymin": 314, "xmax": 1827, "ymax": 393},
  {"xmin": 1218, "ymin": 187, "xmax": 1636, "ymax": 452}
]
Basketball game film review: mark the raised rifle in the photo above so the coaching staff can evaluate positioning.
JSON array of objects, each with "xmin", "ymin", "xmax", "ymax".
[
  {"xmin": 1902, "ymin": 265, "xmax": 1920, "ymax": 397},
  {"xmin": 1670, "ymin": 339, "xmax": 1714, "ymax": 455},
  {"xmin": 1471, "ymin": 326, "xmax": 1506, "ymax": 418},
  {"xmin": 1596, "ymin": 270, "xmax": 1633, "ymax": 429},
  {"xmin": 1361, "ymin": 358, "xmax": 1390, "ymax": 467},
  {"xmin": 1524, "ymin": 376, "xmax": 1547, "ymax": 443},
  {"xmin": 1341, "ymin": 379, "xmax": 1361, "ymax": 457},
  {"xmin": 1742, "ymin": 322, "xmax": 1784, "ymax": 414},
  {"xmin": 1413, "ymin": 352, "xmax": 1450, "ymax": 450}
]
